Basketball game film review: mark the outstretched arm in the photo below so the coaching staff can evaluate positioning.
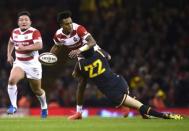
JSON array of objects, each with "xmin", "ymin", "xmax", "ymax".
[
  {"xmin": 50, "ymin": 44, "xmax": 61, "ymax": 56},
  {"xmin": 68, "ymin": 35, "xmax": 96, "ymax": 59},
  {"xmin": 50, "ymin": 44, "xmax": 70, "ymax": 65}
]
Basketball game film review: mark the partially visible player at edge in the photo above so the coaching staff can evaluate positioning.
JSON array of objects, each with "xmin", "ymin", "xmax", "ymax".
[
  {"xmin": 50, "ymin": 10, "xmax": 111, "ymax": 115},
  {"xmin": 7, "ymin": 11, "xmax": 48, "ymax": 118}
]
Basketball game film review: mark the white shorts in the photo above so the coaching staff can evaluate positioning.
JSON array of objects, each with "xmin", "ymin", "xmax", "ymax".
[{"xmin": 13, "ymin": 59, "xmax": 42, "ymax": 80}]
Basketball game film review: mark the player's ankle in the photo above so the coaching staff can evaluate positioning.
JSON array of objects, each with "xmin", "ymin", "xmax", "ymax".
[
  {"xmin": 76, "ymin": 105, "xmax": 83, "ymax": 113},
  {"xmin": 139, "ymin": 105, "xmax": 149, "ymax": 116}
]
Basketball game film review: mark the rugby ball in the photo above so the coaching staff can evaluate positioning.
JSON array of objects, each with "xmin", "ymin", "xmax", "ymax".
[{"xmin": 38, "ymin": 52, "xmax": 58, "ymax": 66}]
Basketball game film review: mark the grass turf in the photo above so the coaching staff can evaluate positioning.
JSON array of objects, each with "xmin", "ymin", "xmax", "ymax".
[{"xmin": 0, "ymin": 116, "xmax": 188, "ymax": 131}]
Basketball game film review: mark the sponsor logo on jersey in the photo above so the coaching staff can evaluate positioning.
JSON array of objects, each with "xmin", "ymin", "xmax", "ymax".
[
  {"xmin": 24, "ymin": 36, "xmax": 28, "ymax": 39},
  {"xmin": 15, "ymin": 42, "xmax": 30, "ymax": 46}
]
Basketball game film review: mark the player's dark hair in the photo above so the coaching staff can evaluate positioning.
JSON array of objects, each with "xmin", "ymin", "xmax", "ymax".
[
  {"xmin": 17, "ymin": 11, "xmax": 31, "ymax": 18},
  {"xmin": 57, "ymin": 10, "xmax": 72, "ymax": 24}
]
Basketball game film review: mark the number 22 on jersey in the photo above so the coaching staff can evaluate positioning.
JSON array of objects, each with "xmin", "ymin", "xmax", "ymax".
[{"xmin": 84, "ymin": 59, "xmax": 106, "ymax": 78}]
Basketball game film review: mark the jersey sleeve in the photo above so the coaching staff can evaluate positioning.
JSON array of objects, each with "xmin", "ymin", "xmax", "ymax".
[
  {"xmin": 53, "ymin": 33, "xmax": 62, "ymax": 46},
  {"xmin": 9, "ymin": 30, "xmax": 14, "ymax": 43},
  {"xmin": 32, "ymin": 30, "xmax": 43, "ymax": 44},
  {"xmin": 9, "ymin": 36, "xmax": 13, "ymax": 43},
  {"xmin": 77, "ymin": 25, "xmax": 90, "ymax": 39}
]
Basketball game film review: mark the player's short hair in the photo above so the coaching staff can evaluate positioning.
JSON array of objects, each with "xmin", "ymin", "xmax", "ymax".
[
  {"xmin": 17, "ymin": 11, "xmax": 31, "ymax": 18},
  {"xmin": 57, "ymin": 10, "xmax": 72, "ymax": 24}
]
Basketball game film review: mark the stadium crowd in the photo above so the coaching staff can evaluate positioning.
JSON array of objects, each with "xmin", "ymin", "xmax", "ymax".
[{"xmin": 0, "ymin": 0, "xmax": 189, "ymax": 109}]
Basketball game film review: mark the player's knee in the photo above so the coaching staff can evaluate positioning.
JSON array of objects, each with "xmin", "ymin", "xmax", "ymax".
[
  {"xmin": 33, "ymin": 90, "xmax": 41, "ymax": 96},
  {"xmin": 8, "ymin": 78, "xmax": 18, "ymax": 85},
  {"xmin": 32, "ymin": 88, "xmax": 44, "ymax": 96},
  {"xmin": 139, "ymin": 105, "xmax": 150, "ymax": 115}
]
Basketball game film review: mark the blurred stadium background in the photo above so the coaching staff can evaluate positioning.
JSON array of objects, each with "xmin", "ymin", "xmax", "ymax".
[{"xmin": 0, "ymin": 0, "xmax": 189, "ymax": 117}]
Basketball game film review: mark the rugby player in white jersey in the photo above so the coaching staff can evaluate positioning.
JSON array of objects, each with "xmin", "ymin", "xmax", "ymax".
[
  {"xmin": 7, "ymin": 11, "xmax": 48, "ymax": 118},
  {"xmin": 50, "ymin": 10, "xmax": 111, "ymax": 119}
]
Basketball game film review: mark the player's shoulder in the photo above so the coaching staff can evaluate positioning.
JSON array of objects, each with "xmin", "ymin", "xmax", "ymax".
[
  {"xmin": 73, "ymin": 23, "xmax": 85, "ymax": 30},
  {"xmin": 55, "ymin": 28, "xmax": 63, "ymax": 35},
  {"xmin": 73, "ymin": 22, "xmax": 79, "ymax": 27},
  {"xmin": 12, "ymin": 28, "xmax": 20, "ymax": 34},
  {"xmin": 28, "ymin": 27, "xmax": 39, "ymax": 32}
]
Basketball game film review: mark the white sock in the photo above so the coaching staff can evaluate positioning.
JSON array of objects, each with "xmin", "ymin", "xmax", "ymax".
[
  {"xmin": 36, "ymin": 92, "xmax": 47, "ymax": 109},
  {"xmin": 7, "ymin": 85, "xmax": 18, "ymax": 108},
  {"xmin": 76, "ymin": 105, "xmax": 83, "ymax": 113}
]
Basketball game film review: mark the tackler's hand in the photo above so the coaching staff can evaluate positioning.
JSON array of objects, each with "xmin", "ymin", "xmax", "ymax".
[{"xmin": 68, "ymin": 49, "xmax": 81, "ymax": 59}]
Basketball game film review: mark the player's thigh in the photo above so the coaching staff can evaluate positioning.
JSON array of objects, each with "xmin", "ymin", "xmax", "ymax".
[
  {"xmin": 98, "ymin": 75, "xmax": 129, "ymax": 106},
  {"xmin": 8, "ymin": 66, "xmax": 25, "ymax": 84}
]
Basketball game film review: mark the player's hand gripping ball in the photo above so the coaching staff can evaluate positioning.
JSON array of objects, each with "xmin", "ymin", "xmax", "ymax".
[{"xmin": 38, "ymin": 52, "xmax": 58, "ymax": 66}]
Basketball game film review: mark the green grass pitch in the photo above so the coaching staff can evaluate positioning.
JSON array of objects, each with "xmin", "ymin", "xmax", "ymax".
[{"xmin": 0, "ymin": 116, "xmax": 188, "ymax": 131}]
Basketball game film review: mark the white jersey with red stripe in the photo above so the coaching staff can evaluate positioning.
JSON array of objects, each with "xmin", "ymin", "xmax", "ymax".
[
  {"xmin": 53, "ymin": 23, "xmax": 101, "ymax": 59},
  {"xmin": 10, "ymin": 27, "xmax": 42, "ymax": 61},
  {"xmin": 9, "ymin": 27, "xmax": 42, "ymax": 79},
  {"xmin": 53, "ymin": 23, "xmax": 90, "ymax": 50}
]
